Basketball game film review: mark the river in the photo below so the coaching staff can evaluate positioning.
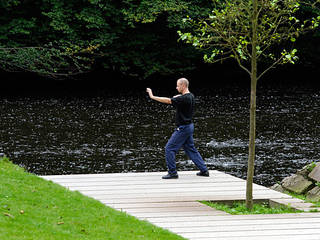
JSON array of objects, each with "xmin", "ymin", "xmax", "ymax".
[{"xmin": 1, "ymin": 82, "xmax": 319, "ymax": 187}]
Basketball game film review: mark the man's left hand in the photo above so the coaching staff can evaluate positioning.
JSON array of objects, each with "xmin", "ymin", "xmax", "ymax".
[{"xmin": 146, "ymin": 88, "xmax": 154, "ymax": 99}]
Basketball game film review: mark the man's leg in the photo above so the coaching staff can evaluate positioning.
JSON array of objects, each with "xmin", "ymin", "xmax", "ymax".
[
  {"xmin": 165, "ymin": 128, "xmax": 186, "ymax": 175},
  {"xmin": 182, "ymin": 124, "xmax": 208, "ymax": 174}
]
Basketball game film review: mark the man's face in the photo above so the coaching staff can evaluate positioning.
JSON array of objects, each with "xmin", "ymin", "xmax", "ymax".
[{"xmin": 176, "ymin": 80, "xmax": 184, "ymax": 93}]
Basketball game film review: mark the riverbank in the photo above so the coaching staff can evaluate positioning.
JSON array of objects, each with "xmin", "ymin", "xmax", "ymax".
[{"xmin": 0, "ymin": 157, "xmax": 185, "ymax": 240}]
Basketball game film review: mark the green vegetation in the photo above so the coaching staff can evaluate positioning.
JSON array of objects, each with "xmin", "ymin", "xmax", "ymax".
[
  {"xmin": 0, "ymin": 157, "xmax": 185, "ymax": 240},
  {"xmin": 0, "ymin": 0, "xmax": 212, "ymax": 78},
  {"xmin": 307, "ymin": 162, "xmax": 317, "ymax": 172},
  {"xmin": 0, "ymin": 0, "xmax": 319, "ymax": 79},
  {"xmin": 201, "ymin": 201, "xmax": 303, "ymax": 215}
]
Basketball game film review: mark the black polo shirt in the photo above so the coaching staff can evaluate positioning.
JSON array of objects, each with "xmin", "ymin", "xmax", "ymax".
[{"xmin": 171, "ymin": 93, "xmax": 195, "ymax": 126}]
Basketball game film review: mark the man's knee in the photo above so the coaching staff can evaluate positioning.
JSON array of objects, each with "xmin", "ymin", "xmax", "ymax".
[
  {"xmin": 183, "ymin": 143, "xmax": 196, "ymax": 152},
  {"xmin": 165, "ymin": 143, "xmax": 178, "ymax": 154},
  {"xmin": 165, "ymin": 144, "xmax": 172, "ymax": 153}
]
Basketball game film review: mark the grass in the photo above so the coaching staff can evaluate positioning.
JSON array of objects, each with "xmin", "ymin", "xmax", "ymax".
[
  {"xmin": 201, "ymin": 201, "xmax": 303, "ymax": 215},
  {"xmin": 0, "ymin": 157, "xmax": 186, "ymax": 240}
]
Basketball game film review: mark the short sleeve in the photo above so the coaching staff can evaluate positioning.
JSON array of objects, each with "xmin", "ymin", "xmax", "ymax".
[{"xmin": 171, "ymin": 95, "xmax": 184, "ymax": 107}]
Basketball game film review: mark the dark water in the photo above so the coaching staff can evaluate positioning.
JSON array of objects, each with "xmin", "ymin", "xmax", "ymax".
[{"xmin": 1, "ymin": 84, "xmax": 320, "ymax": 186}]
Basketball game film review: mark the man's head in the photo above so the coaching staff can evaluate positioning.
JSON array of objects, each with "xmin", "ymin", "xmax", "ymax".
[{"xmin": 176, "ymin": 78, "xmax": 189, "ymax": 94}]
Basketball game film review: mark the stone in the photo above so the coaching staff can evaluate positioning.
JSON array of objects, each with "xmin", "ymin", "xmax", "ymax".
[
  {"xmin": 281, "ymin": 174, "xmax": 313, "ymax": 194},
  {"xmin": 306, "ymin": 186, "xmax": 320, "ymax": 202},
  {"xmin": 308, "ymin": 163, "xmax": 320, "ymax": 182},
  {"xmin": 296, "ymin": 165, "xmax": 311, "ymax": 178},
  {"xmin": 270, "ymin": 183, "xmax": 285, "ymax": 193}
]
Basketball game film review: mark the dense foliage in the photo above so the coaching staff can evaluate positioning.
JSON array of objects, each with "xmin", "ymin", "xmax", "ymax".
[{"xmin": 0, "ymin": 0, "xmax": 319, "ymax": 79}]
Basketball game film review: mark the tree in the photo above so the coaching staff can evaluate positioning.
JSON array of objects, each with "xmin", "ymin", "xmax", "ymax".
[
  {"xmin": 0, "ymin": 0, "xmax": 214, "ymax": 79},
  {"xmin": 178, "ymin": 0, "xmax": 320, "ymax": 209}
]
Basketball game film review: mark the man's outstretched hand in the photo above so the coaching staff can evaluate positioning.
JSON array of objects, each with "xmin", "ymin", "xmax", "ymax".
[
  {"xmin": 146, "ymin": 88, "xmax": 171, "ymax": 104},
  {"xmin": 146, "ymin": 88, "xmax": 153, "ymax": 98}
]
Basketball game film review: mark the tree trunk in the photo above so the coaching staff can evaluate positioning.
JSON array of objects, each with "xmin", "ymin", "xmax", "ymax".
[
  {"xmin": 246, "ymin": 72, "xmax": 257, "ymax": 210},
  {"xmin": 246, "ymin": 0, "xmax": 258, "ymax": 210}
]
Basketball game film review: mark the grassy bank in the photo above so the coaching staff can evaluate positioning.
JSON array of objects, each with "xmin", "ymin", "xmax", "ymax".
[{"xmin": 0, "ymin": 157, "xmax": 185, "ymax": 240}]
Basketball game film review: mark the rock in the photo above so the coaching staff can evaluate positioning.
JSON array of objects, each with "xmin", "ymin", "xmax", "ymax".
[
  {"xmin": 281, "ymin": 174, "xmax": 313, "ymax": 194},
  {"xmin": 306, "ymin": 186, "xmax": 320, "ymax": 202},
  {"xmin": 296, "ymin": 165, "xmax": 311, "ymax": 178},
  {"xmin": 308, "ymin": 163, "xmax": 320, "ymax": 182},
  {"xmin": 270, "ymin": 183, "xmax": 285, "ymax": 193}
]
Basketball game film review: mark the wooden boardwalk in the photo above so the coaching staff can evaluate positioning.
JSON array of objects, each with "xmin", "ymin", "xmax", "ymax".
[{"xmin": 42, "ymin": 171, "xmax": 320, "ymax": 240}]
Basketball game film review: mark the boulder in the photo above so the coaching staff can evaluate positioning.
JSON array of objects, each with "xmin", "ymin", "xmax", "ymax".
[
  {"xmin": 308, "ymin": 163, "xmax": 320, "ymax": 182},
  {"xmin": 281, "ymin": 174, "xmax": 313, "ymax": 194},
  {"xmin": 296, "ymin": 164, "xmax": 311, "ymax": 178},
  {"xmin": 270, "ymin": 183, "xmax": 285, "ymax": 193},
  {"xmin": 306, "ymin": 186, "xmax": 320, "ymax": 202}
]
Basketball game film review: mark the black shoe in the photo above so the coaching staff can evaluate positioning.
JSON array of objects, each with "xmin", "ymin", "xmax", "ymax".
[
  {"xmin": 162, "ymin": 173, "xmax": 179, "ymax": 179},
  {"xmin": 196, "ymin": 171, "xmax": 209, "ymax": 177}
]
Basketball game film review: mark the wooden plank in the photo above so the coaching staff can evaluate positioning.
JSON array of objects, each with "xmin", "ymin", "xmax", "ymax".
[
  {"xmin": 63, "ymin": 181, "xmax": 249, "ymax": 190},
  {"xmin": 80, "ymin": 190, "xmax": 287, "ymax": 200},
  {"xmin": 42, "ymin": 171, "xmax": 226, "ymax": 180},
  {"xmin": 68, "ymin": 184, "xmax": 281, "ymax": 194},
  {"xmin": 42, "ymin": 176, "xmax": 242, "ymax": 184},
  {"xmin": 191, "ymin": 235, "xmax": 320, "ymax": 240},
  {"xmin": 50, "ymin": 178, "xmax": 242, "ymax": 186},
  {"xmin": 108, "ymin": 201, "xmax": 208, "ymax": 209},
  {"xmin": 47, "ymin": 177, "xmax": 260, "ymax": 187},
  {"xmin": 119, "ymin": 202, "xmax": 222, "ymax": 213},
  {"xmin": 43, "ymin": 173, "xmax": 226, "ymax": 179},
  {"xmin": 132, "ymin": 211, "xmax": 229, "ymax": 218},
  {"xmin": 270, "ymin": 198, "xmax": 309, "ymax": 204},
  {"xmin": 180, "ymin": 228, "xmax": 320, "ymax": 239},
  {"xmin": 66, "ymin": 183, "xmax": 268, "ymax": 192},
  {"xmin": 42, "ymin": 170, "xmax": 223, "ymax": 178},
  {"xmin": 168, "ymin": 223, "xmax": 320, "ymax": 233},
  {"xmin": 88, "ymin": 195, "xmax": 284, "ymax": 204},
  {"xmin": 123, "ymin": 206, "xmax": 225, "ymax": 214},
  {"xmin": 42, "ymin": 172, "xmax": 242, "ymax": 182},
  {"xmin": 155, "ymin": 217, "xmax": 320, "ymax": 228},
  {"xmin": 146, "ymin": 213, "xmax": 320, "ymax": 223},
  {"xmin": 101, "ymin": 196, "xmax": 251, "ymax": 204},
  {"xmin": 99, "ymin": 195, "xmax": 291, "ymax": 204},
  {"xmin": 73, "ymin": 186, "xmax": 270, "ymax": 195}
]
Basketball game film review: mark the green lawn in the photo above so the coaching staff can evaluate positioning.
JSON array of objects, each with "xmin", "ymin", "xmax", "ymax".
[{"xmin": 0, "ymin": 157, "xmax": 186, "ymax": 240}]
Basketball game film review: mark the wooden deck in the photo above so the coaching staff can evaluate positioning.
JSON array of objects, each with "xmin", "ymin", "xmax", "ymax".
[{"xmin": 42, "ymin": 171, "xmax": 320, "ymax": 240}]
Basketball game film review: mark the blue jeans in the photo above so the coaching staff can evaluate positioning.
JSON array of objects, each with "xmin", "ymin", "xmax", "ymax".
[{"xmin": 165, "ymin": 123, "xmax": 208, "ymax": 174}]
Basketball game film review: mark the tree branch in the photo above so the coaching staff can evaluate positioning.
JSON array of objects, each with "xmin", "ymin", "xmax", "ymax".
[{"xmin": 257, "ymin": 55, "xmax": 284, "ymax": 81}]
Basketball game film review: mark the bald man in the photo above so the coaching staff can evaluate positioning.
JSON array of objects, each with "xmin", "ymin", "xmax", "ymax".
[{"xmin": 146, "ymin": 78, "xmax": 209, "ymax": 179}]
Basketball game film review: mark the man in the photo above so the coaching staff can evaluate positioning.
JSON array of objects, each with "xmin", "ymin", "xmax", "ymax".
[{"xmin": 146, "ymin": 78, "xmax": 209, "ymax": 179}]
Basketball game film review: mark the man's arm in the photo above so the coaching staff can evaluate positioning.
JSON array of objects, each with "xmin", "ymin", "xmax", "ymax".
[{"xmin": 146, "ymin": 88, "xmax": 172, "ymax": 104}]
